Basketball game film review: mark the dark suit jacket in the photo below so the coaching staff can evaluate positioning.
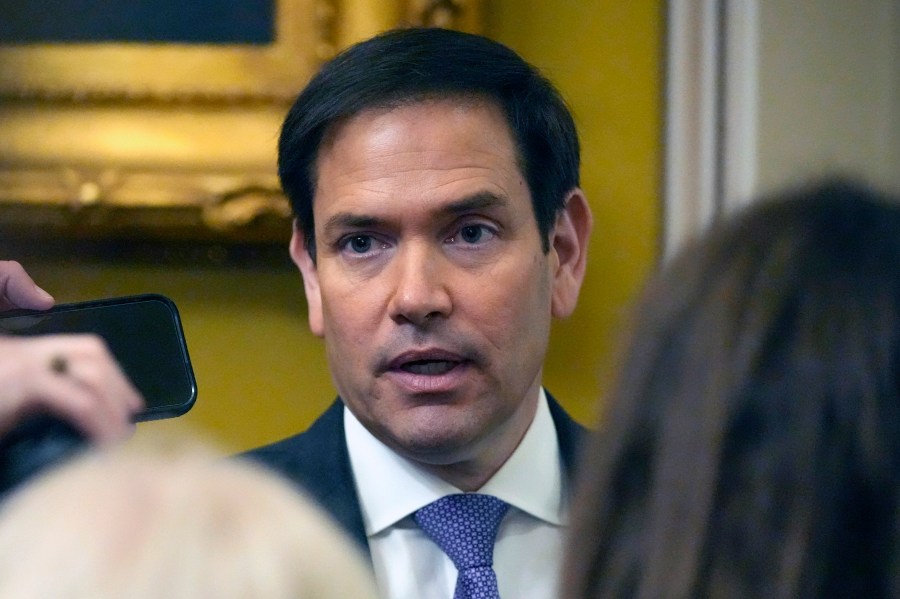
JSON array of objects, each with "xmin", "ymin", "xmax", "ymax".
[{"xmin": 242, "ymin": 393, "xmax": 587, "ymax": 552}]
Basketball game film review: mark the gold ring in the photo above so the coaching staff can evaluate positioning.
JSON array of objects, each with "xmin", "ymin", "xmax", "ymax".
[{"xmin": 50, "ymin": 355, "xmax": 68, "ymax": 375}]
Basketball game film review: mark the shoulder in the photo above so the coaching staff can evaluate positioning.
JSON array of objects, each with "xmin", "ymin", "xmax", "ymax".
[
  {"xmin": 544, "ymin": 390, "xmax": 593, "ymax": 478},
  {"xmin": 240, "ymin": 400, "xmax": 346, "ymax": 481},
  {"xmin": 545, "ymin": 391, "xmax": 590, "ymax": 437},
  {"xmin": 239, "ymin": 399, "xmax": 369, "ymax": 551}
]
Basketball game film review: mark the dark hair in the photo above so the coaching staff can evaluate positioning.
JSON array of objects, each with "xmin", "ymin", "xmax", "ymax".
[
  {"xmin": 278, "ymin": 27, "xmax": 580, "ymax": 257},
  {"xmin": 562, "ymin": 179, "xmax": 900, "ymax": 598}
]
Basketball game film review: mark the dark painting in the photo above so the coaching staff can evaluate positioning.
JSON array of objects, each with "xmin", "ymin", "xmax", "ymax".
[{"xmin": 0, "ymin": 0, "xmax": 275, "ymax": 45}]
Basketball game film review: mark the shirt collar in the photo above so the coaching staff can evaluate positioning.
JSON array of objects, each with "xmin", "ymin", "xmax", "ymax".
[{"xmin": 345, "ymin": 388, "xmax": 566, "ymax": 536}]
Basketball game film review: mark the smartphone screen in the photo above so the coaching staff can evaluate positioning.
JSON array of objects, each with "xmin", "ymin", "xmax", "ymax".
[{"xmin": 0, "ymin": 294, "xmax": 196, "ymax": 420}]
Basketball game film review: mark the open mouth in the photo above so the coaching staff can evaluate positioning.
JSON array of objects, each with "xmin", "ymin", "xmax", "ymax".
[{"xmin": 399, "ymin": 359, "xmax": 459, "ymax": 375}]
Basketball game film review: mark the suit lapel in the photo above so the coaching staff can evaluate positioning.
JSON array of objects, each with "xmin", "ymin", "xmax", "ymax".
[
  {"xmin": 249, "ymin": 393, "xmax": 589, "ymax": 561},
  {"xmin": 545, "ymin": 391, "xmax": 589, "ymax": 481},
  {"xmin": 296, "ymin": 401, "xmax": 369, "ymax": 550}
]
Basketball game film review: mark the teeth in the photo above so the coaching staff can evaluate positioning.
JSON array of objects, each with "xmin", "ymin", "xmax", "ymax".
[{"xmin": 402, "ymin": 360, "xmax": 455, "ymax": 375}]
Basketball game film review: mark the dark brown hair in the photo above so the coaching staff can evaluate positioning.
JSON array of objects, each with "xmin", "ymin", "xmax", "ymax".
[
  {"xmin": 562, "ymin": 179, "xmax": 900, "ymax": 598},
  {"xmin": 278, "ymin": 27, "xmax": 580, "ymax": 259}
]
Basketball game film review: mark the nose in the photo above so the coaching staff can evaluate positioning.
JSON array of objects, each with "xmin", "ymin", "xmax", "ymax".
[{"xmin": 387, "ymin": 242, "xmax": 452, "ymax": 326}]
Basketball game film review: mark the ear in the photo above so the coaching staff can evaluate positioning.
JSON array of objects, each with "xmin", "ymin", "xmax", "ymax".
[
  {"xmin": 289, "ymin": 220, "xmax": 325, "ymax": 337},
  {"xmin": 550, "ymin": 188, "xmax": 592, "ymax": 318}
]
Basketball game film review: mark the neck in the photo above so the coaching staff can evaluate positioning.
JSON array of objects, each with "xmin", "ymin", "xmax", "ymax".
[{"xmin": 422, "ymin": 460, "xmax": 502, "ymax": 493}]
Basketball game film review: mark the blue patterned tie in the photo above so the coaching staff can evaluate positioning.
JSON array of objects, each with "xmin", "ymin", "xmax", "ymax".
[{"xmin": 414, "ymin": 494, "xmax": 510, "ymax": 599}]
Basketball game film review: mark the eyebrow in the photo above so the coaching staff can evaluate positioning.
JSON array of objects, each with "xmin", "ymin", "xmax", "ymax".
[
  {"xmin": 443, "ymin": 191, "xmax": 508, "ymax": 215},
  {"xmin": 321, "ymin": 191, "xmax": 509, "ymax": 236}
]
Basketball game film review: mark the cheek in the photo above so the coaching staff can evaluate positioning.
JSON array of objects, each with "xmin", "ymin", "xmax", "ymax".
[
  {"xmin": 321, "ymin": 308, "xmax": 371, "ymax": 393},
  {"xmin": 468, "ymin": 259, "xmax": 553, "ymax": 340},
  {"xmin": 322, "ymin": 301, "xmax": 372, "ymax": 348},
  {"xmin": 319, "ymin": 289, "xmax": 366, "ymax": 355}
]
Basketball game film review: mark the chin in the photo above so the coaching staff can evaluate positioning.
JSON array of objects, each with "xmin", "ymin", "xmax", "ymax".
[{"xmin": 389, "ymin": 424, "xmax": 482, "ymax": 465}]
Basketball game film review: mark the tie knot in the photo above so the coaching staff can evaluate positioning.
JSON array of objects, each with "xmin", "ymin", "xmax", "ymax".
[{"xmin": 414, "ymin": 494, "xmax": 509, "ymax": 570}]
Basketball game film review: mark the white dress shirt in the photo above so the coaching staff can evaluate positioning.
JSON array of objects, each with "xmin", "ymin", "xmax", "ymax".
[{"xmin": 345, "ymin": 388, "xmax": 567, "ymax": 599}]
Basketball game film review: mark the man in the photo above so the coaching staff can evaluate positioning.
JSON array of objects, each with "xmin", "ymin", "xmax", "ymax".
[{"xmin": 244, "ymin": 27, "xmax": 593, "ymax": 599}]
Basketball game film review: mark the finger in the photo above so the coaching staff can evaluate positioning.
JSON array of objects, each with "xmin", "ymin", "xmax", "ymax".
[
  {"xmin": 0, "ymin": 377, "xmax": 131, "ymax": 444},
  {"xmin": 68, "ymin": 366, "xmax": 144, "ymax": 434},
  {"xmin": 63, "ymin": 336, "xmax": 145, "ymax": 418},
  {"xmin": 0, "ymin": 261, "xmax": 55, "ymax": 311},
  {"xmin": 48, "ymin": 338, "xmax": 144, "ymax": 440}
]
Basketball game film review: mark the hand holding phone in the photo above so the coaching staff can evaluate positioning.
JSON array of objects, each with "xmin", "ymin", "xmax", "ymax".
[
  {"xmin": 0, "ymin": 294, "xmax": 197, "ymax": 423},
  {"xmin": 0, "ymin": 333, "xmax": 144, "ymax": 442},
  {"xmin": 0, "ymin": 294, "xmax": 197, "ymax": 495}
]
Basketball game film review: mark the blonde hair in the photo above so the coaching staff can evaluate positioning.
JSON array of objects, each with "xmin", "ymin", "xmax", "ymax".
[{"xmin": 0, "ymin": 445, "xmax": 378, "ymax": 599}]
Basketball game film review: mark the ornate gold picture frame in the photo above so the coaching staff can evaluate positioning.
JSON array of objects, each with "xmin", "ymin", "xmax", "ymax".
[{"xmin": 0, "ymin": 0, "xmax": 482, "ymax": 245}]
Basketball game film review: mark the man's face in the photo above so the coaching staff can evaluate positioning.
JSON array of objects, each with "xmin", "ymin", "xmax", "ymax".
[{"xmin": 291, "ymin": 99, "xmax": 588, "ymax": 481}]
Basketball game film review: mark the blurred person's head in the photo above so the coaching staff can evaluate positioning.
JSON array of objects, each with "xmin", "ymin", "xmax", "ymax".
[
  {"xmin": 562, "ymin": 179, "xmax": 900, "ymax": 598},
  {"xmin": 0, "ymin": 444, "xmax": 378, "ymax": 599}
]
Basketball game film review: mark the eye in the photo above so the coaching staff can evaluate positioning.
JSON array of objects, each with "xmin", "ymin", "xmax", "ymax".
[
  {"xmin": 448, "ymin": 224, "xmax": 497, "ymax": 245},
  {"xmin": 460, "ymin": 225, "xmax": 485, "ymax": 243},
  {"xmin": 335, "ymin": 232, "xmax": 392, "ymax": 264},
  {"xmin": 347, "ymin": 235, "xmax": 372, "ymax": 253}
]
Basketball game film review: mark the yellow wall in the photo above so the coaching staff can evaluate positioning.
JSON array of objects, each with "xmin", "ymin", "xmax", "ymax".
[{"xmin": 13, "ymin": 2, "xmax": 661, "ymax": 451}]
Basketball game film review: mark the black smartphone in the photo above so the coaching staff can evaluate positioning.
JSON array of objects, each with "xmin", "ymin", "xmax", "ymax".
[{"xmin": 0, "ymin": 294, "xmax": 197, "ymax": 420}]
